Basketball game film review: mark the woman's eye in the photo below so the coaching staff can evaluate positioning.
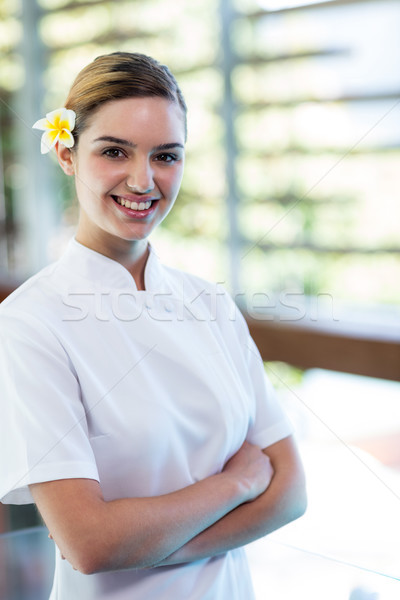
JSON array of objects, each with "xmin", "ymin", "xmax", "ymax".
[
  {"xmin": 154, "ymin": 153, "xmax": 178, "ymax": 163},
  {"xmin": 103, "ymin": 148, "xmax": 125, "ymax": 159}
]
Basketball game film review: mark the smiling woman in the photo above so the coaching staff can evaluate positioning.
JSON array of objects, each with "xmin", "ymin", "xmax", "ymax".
[
  {"xmin": 0, "ymin": 52, "xmax": 306, "ymax": 600},
  {"xmin": 56, "ymin": 95, "xmax": 186, "ymax": 287}
]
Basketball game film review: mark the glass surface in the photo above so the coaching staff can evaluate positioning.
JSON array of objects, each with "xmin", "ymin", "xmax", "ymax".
[
  {"xmin": 0, "ymin": 526, "xmax": 54, "ymax": 600},
  {"xmin": 248, "ymin": 536, "xmax": 400, "ymax": 599}
]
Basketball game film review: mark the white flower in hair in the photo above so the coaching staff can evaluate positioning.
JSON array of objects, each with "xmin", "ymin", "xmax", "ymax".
[{"xmin": 32, "ymin": 108, "xmax": 76, "ymax": 154}]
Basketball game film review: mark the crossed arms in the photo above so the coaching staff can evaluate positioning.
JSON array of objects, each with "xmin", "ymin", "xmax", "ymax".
[{"xmin": 30, "ymin": 435, "xmax": 306, "ymax": 575}]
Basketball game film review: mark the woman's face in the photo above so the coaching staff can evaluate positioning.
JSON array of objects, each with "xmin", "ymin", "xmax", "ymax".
[{"xmin": 58, "ymin": 96, "xmax": 185, "ymax": 251}]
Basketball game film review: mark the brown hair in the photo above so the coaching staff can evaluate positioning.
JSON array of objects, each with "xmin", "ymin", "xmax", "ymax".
[{"xmin": 64, "ymin": 52, "xmax": 187, "ymax": 146}]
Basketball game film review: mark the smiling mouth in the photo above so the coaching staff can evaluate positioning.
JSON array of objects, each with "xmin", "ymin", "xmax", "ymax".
[{"xmin": 111, "ymin": 195, "xmax": 156, "ymax": 211}]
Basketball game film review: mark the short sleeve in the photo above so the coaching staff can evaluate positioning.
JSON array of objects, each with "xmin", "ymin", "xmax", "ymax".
[
  {"xmin": 243, "ymin": 333, "xmax": 293, "ymax": 448},
  {"xmin": 0, "ymin": 310, "xmax": 99, "ymax": 505},
  {"xmin": 215, "ymin": 287, "xmax": 293, "ymax": 449}
]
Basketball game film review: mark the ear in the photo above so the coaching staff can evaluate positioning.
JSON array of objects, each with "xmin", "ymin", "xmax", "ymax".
[{"xmin": 55, "ymin": 142, "xmax": 75, "ymax": 176}]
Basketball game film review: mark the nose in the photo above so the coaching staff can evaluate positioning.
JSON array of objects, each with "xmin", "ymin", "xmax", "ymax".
[{"xmin": 126, "ymin": 158, "xmax": 154, "ymax": 194}]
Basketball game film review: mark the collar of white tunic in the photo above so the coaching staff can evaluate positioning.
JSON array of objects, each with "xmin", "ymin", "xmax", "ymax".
[{"xmin": 59, "ymin": 237, "xmax": 165, "ymax": 292}]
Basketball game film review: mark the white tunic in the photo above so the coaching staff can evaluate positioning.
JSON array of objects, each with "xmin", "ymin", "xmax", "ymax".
[{"xmin": 0, "ymin": 238, "xmax": 292, "ymax": 600}]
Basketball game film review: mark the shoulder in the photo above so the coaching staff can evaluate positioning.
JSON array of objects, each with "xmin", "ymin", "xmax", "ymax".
[
  {"xmin": 0, "ymin": 263, "xmax": 55, "ymax": 308},
  {"xmin": 161, "ymin": 262, "xmax": 248, "ymax": 332},
  {"xmin": 0, "ymin": 265, "xmax": 75, "ymax": 366},
  {"xmin": 0, "ymin": 261, "xmax": 68, "ymax": 328}
]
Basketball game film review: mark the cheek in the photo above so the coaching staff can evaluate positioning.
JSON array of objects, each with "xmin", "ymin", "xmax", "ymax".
[
  {"xmin": 163, "ymin": 167, "xmax": 184, "ymax": 197},
  {"xmin": 78, "ymin": 160, "xmax": 123, "ymax": 194},
  {"xmin": 96, "ymin": 162, "xmax": 123, "ymax": 185}
]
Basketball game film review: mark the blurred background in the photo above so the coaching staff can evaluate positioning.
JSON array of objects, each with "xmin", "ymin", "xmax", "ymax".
[{"xmin": 0, "ymin": 0, "xmax": 399, "ymax": 599}]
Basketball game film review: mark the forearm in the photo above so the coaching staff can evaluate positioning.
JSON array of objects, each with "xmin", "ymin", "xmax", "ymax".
[
  {"xmin": 90, "ymin": 473, "xmax": 246, "ymax": 571},
  {"xmin": 157, "ymin": 437, "xmax": 307, "ymax": 566},
  {"xmin": 158, "ymin": 470, "xmax": 305, "ymax": 565},
  {"xmin": 31, "ymin": 466, "xmax": 258, "ymax": 575}
]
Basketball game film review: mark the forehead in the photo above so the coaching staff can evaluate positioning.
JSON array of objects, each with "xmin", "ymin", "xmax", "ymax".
[{"xmin": 84, "ymin": 96, "xmax": 186, "ymax": 143}]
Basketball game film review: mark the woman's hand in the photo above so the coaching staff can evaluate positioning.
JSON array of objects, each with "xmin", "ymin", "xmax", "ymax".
[
  {"xmin": 49, "ymin": 533, "xmax": 78, "ymax": 570},
  {"xmin": 222, "ymin": 441, "xmax": 274, "ymax": 502}
]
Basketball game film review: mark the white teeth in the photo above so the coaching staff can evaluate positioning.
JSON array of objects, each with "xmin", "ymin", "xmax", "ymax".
[{"xmin": 114, "ymin": 196, "xmax": 153, "ymax": 211}]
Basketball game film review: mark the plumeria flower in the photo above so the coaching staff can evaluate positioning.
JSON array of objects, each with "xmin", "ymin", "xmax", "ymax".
[{"xmin": 32, "ymin": 107, "xmax": 76, "ymax": 154}]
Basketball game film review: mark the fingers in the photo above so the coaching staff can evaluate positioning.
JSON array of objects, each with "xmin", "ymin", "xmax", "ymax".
[
  {"xmin": 222, "ymin": 439, "xmax": 274, "ymax": 501},
  {"xmin": 48, "ymin": 532, "xmax": 77, "ymax": 569}
]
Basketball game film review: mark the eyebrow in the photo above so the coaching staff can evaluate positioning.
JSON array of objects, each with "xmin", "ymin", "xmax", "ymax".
[{"xmin": 92, "ymin": 136, "xmax": 184, "ymax": 151}]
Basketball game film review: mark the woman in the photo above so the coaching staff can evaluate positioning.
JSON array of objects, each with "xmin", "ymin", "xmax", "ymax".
[{"xmin": 0, "ymin": 52, "xmax": 306, "ymax": 599}]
